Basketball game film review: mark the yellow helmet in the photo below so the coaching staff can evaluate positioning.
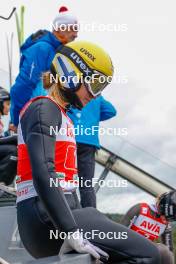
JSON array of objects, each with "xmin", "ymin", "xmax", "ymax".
[{"xmin": 51, "ymin": 40, "xmax": 114, "ymax": 97}]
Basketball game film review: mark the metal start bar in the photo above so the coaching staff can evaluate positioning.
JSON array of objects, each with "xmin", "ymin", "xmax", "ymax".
[{"xmin": 95, "ymin": 147, "xmax": 175, "ymax": 197}]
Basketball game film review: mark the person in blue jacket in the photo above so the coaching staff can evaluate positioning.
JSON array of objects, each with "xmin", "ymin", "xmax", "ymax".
[
  {"xmin": 68, "ymin": 95, "xmax": 117, "ymax": 208},
  {"xmin": 10, "ymin": 6, "xmax": 78, "ymax": 128}
]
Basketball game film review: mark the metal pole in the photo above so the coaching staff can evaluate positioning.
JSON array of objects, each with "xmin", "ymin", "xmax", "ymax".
[{"xmin": 96, "ymin": 147, "xmax": 175, "ymax": 197}]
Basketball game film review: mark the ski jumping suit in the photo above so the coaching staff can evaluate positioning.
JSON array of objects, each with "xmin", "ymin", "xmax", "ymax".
[{"xmin": 16, "ymin": 97, "xmax": 160, "ymax": 263}]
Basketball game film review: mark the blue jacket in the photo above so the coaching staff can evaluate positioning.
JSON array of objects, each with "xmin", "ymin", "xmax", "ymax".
[
  {"xmin": 10, "ymin": 30, "xmax": 62, "ymax": 126},
  {"xmin": 68, "ymin": 96, "xmax": 117, "ymax": 148}
]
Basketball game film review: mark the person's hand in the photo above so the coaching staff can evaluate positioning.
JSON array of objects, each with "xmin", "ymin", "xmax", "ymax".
[
  {"xmin": 59, "ymin": 230, "xmax": 109, "ymax": 261},
  {"xmin": 9, "ymin": 124, "xmax": 17, "ymax": 133}
]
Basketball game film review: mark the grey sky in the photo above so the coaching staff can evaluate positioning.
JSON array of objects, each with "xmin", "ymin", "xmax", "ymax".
[{"xmin": 1, "ymin": 0, "xmax": 176, "ymax": 213}]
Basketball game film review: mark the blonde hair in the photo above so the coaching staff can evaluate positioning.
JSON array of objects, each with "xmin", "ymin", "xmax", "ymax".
[
  {"xmin": 42, "ymin": 71, "xmax": 69, "ymax": 104},
  {"xmin": 42, "ymin": 71, "xmax": 55, "ymax": 89}
]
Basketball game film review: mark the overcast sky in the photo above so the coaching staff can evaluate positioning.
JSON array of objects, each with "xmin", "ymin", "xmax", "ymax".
[{"xmin": 1, "ymin": 0, "xmax": 176, "ymax": 213}]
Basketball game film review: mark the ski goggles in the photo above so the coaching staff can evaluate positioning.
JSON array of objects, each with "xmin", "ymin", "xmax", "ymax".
[
  {"xmin": 53, "ymin": 46, "xmax": 112, "ymax": 96},
  {"xmin": 83, "ymin": 70, "xmax": 111, "ymax": 97}
]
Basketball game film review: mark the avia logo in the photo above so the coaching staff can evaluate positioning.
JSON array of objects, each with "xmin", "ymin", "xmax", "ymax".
[
  {"xmin": 140, "ymin": 220, "xmax": 160, "ymax": 234},
  {"xmin": 70, "ymin": 52, "xmax": 92, "ymax": 76},
  {"xmin": 80, "ymin": 48, "xmax": 96, "ymax": 62}
]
